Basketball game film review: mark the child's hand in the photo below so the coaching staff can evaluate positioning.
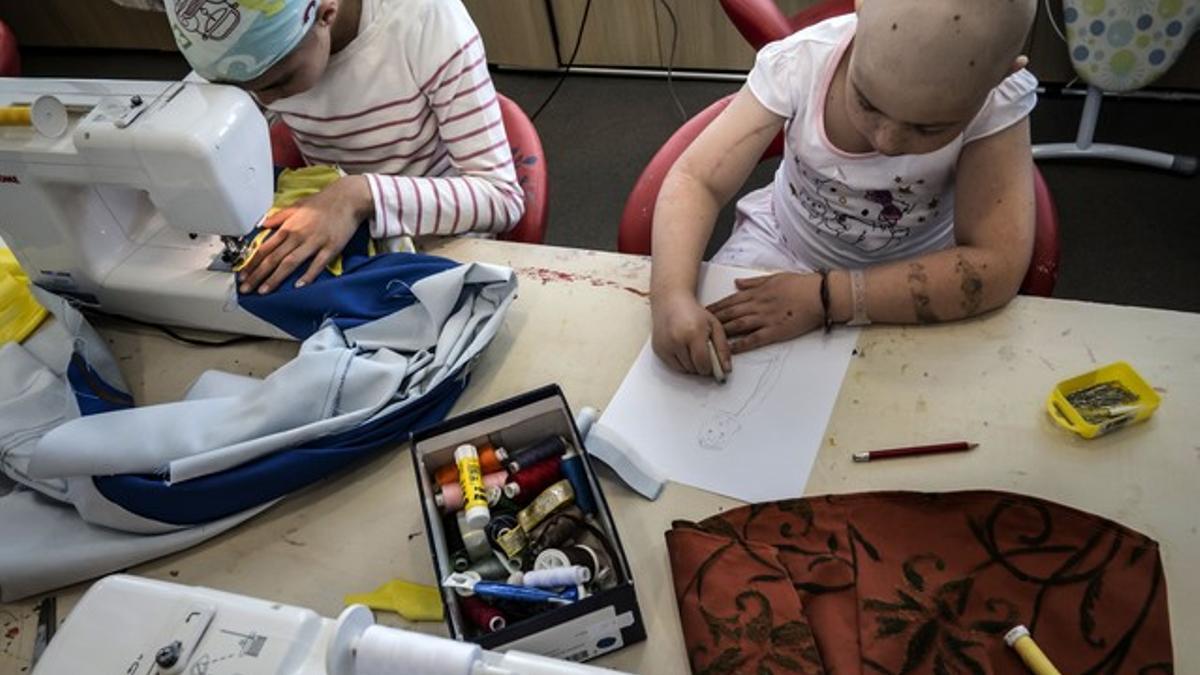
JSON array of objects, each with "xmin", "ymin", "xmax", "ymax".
[
  {"xmin": 652, "ymin": 292, "xmax": 732, "ymax": 376},
  {"xmin": 238, "ymin": 176, "xmax": 371, "ymax": 294},
  {"xmin": 707, "ymin": 273, "xmax": 823, "ymax": 353}
]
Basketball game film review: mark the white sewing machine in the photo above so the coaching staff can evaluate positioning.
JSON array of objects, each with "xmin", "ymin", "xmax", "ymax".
[
  {"xmin": 34, "ymin": 575, "xmax": 630, "ymax": 675},
  {"xmin": 0, "ymin": 78, "xmax": 288, "ymax": 338}
]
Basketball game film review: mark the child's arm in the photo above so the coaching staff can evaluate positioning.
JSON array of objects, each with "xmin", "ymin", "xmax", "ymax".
[
  {"xmin": 709, "ymin": 119, "xmax": 1035, "ymax": 352},
  {"xmin": 237, "ymin": 2, "xmax": 522, "ymax": 295},
  {"xmin": 651, "ymin": 87, "xmax": 785, "ymax": 375},
  {"xmin": 366, "ymin": 2, "xmax": 522, "ymax": 240}
]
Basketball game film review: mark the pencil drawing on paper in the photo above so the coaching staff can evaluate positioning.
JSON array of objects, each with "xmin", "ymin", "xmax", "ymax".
[{"xmin": 697, "ymin": 342, "xmax": 792, "ymax": 450}]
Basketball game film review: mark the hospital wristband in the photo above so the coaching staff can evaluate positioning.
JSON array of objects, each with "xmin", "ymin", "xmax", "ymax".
[{"xmin": 848, "ymin": 268, "xmax": 871, "ymax": 327}]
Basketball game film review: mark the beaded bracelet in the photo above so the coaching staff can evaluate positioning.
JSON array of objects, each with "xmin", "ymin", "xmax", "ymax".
[{"xmin": 817, "ymin": 268, "xmax": 831, "ymax": 334}]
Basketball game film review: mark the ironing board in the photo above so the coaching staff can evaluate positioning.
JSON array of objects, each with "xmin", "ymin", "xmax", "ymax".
[{"xmin": 1033, "ymin": 0, "xmax": 1199, "ymax": 173}]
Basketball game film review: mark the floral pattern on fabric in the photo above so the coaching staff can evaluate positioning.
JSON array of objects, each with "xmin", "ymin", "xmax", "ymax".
[{"xmin": 666, "ymin": 491, "xmax": 1172, "ymax": 674}]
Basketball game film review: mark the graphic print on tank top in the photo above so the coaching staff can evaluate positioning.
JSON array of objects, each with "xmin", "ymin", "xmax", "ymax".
[{"xmin": 792, "ymin": 166, "xmax": 947, "ymax": 254}]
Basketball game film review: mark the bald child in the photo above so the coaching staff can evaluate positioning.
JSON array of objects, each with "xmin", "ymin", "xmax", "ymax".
[{"xmin": 651, "ymin": 0, "xmax": 1038, "ymax": 376}]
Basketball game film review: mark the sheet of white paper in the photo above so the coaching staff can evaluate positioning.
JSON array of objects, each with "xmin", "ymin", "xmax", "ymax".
[{"xmin": 597, "ymin": 263, "xmax": 859, "ymax": 502}]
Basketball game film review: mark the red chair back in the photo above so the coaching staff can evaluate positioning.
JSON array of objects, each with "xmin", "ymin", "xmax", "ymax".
[
  {"xmin": 617, "ymin": 94, "xmax": 1061, "ymax": 297},
  {"xmin": 268, "ymin": 94, "xmax": 548, "ymax": 244},
  {"xmin": 719, "ymin": 0, "xmax": 856, "ymax": 50},
  {"xmin": 0, "ymin": 20, "xmax": 22, "ymax": 77},
  {"xmin": 496, "ymin": 94, "xmax": 548, "ymax": 245}
]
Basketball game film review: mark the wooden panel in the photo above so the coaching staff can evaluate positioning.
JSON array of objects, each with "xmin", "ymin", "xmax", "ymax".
[
  {"xmin": 549, "ymin": 0, "xmax": 663, "ymax": 68},
  {"xmin": 463, "ymin": 0, "xmax": 560, "ymax": 69},
  {"xmin": 0, "ymin": 0, "xmax": 177, "ymax": 51},
  {"xmin": 653, "ymin": 0, "xmax": 846, "ymax": 72},
  {"xmin": 653, "ymin": 0, "xmax": 757, "ymax": 71}
]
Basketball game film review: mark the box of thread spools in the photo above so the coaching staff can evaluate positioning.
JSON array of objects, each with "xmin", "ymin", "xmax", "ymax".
[{"xmin": 410, "ymin": 384, "xmax": 645, "ymax": 662}]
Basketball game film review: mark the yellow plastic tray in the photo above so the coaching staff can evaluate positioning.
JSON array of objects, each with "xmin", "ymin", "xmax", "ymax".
[{"xmin": 1046, "ymin": 361, "xmax": 1160, "ymax": 439}]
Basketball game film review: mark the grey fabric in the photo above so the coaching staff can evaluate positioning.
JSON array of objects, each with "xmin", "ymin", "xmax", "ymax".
[
  {"xmin": 0, "ymin": 489, "xmax": 266, "ymax": 602},
  {"xmin": 0, "ymin": 261, "xmax": 517, "ymax": 600},
  {"xmin": 28, "ymin": 262, "xmax": 515, "ymax": 488}
]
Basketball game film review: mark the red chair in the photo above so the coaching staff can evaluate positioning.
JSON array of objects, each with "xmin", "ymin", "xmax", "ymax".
[
  {"xmin": 0, "ymin": 20, "xmax": 21, "ymax": 76},
  {"xmin": 720, "ymin": 0, "xmax": 855, "ymax": 51},
  {"xmin": 269, "ymin": 93, "xmax": 548, "ymax": 244},
  {"xmin": 617, "ymin": 94, "xmax": 1061, "ymax": 296}
]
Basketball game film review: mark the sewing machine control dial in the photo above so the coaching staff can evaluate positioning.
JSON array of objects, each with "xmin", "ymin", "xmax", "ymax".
[{"xmin": 155, "ymin": 641, "xmax": 183, "ymax": 669}]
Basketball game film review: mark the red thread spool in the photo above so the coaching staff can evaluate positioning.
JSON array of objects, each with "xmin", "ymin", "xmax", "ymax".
[
  {"xmin": 461, "ymin": 595, "xmax": 506, "ymax": 633},
  {"xmin": 508, "ymin": 457, "xmax": 563, "ymax": 504}
]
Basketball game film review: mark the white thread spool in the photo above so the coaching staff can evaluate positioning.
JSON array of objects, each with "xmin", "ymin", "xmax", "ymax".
[
  {"xmin": 533, "ymin": 548, "xmax": 572, "ymax": 571},
  {"xmin": 522, "ymin": 565, "xmax": 592, "ymax": 587},
  {"xmin": 327, "ymin": 605, "xmax": 480, "ymax": 675},
  {"xmin": 356, "ymin": 625, "xmax": 479, "ymax": 675}
]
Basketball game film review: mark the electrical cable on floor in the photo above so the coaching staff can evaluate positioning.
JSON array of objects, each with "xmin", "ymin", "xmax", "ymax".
[
  {"xmin": 1044, "ymin": 0, "xmax": 1068, "ymax": 43},
  {"xmin": 531, "ymin": 0, "xmax": 593, "ymax": 121},
  {"xmin": 83, "ymin": 308, "xmax": 269, "ymax": 347},
  {"xmin": 657, "ymin": 0, "xmax": 689, "ymax": 121}
]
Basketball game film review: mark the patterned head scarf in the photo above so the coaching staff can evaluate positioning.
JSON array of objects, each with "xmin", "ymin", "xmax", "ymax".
[{"xmin": 165, "ymin": 0, "xmax": 319, "ymax": 82}]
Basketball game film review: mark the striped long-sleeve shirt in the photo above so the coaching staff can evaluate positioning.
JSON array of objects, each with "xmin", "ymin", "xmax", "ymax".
[{"xmin": 266, "ymin": 0, "xmax": 523, "ymax": 237}]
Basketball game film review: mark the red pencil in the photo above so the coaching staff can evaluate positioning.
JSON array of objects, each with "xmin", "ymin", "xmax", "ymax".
[{"xmin": 852, "ymin": 441, "xmax": 978, "ymax": 463}]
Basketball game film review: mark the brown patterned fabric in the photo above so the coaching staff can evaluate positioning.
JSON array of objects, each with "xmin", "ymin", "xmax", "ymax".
[{"xmin": 666, "ymin": 491, "xmax": 1172, "ymax": 675}]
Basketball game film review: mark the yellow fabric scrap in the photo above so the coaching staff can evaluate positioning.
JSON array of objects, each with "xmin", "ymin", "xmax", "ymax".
[
  {"xmin": 268, "ymin": 164, "xmax": 344, "ymax": 215},
  {"xmin": 0, "ymin": 249, "xmax": 48, "ymax": 344},
  {"xmin": 344, "ymin": 579, "xmax": 444, "ymax": 622},
  {"xmin": 236, "ymin": 165, "xmax": 348, "ymax": 276}
]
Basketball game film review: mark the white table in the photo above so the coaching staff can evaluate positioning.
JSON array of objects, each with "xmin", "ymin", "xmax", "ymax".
[{"xmin": 1, "ymin": 239, "xmax": 1197, "ymax": 674}]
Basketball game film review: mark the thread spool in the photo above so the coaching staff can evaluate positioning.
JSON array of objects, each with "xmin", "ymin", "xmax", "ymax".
[
  {"xmin": 353, "ymin": 623, "xmax": 480, "ymax": 675},
  {"xmin": 434, "ymin": 445, "xmax": 508, "ymax": 485},
  {"xmin": 442, "ymin": 513, "xmax": 470, "ymax": 572},
  {"xmin": 462, "ymin": 528, "xmax": 490, "ymax": 563},
  {"xmin": 460, "ymin": 595, "xmax": 507, "ymax": 634},
  {"xmin": 535, "ymin": 545, "xmax": 611, "ymax": 586},
  {"xmin": 454, "ymin": 445, "xmax": 491, "ymax": 529},
  {"xmin": 0, "ymin": 106, "xmax": 31, "ymax": 126},
  {"xmin": 533, "ymin": 548, "xmax": 572, "ymax": 572},
  {"xmin": 504, "ymin": 457, "xmax": 563, "ymax": 504},
  {"xmin": 484, "ymin": 514, "xmax": 528, "ymax": 562},
  {"xmin": 571, "ymin": 544, "xmax": 615, "ymax": 589},
  {"xmin": 457, "ymin": 511, "xmax": 492, "ymax": 563},
  {"xmin": 436, "ymin": 472, "xmax": 508, "ymax": 513},
  {"xmin": 485, "ymin": 514, "xmax": 518, "ymax": 541},
  {"xmin": 506, "ymin": 435, "xmax": 567, "ymax": 473},
  {"xmin": 560, "ymin": 452, "xmax": 597, "ymax": 515},
  {"xmin": 467, "ymin": 555, "xmax": 510, "ymax": 581},
  {"xmin": 521, "ymin": 565, "xmax": 591, "ymax": 588},
  {"xmin": 490, "ymin": 491, "xmax": 522, "ymax": 517}
]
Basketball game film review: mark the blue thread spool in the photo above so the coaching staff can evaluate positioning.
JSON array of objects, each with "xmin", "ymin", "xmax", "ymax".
[{"xmin": 561, "ymin": 451, "xmax": 597, "ymax": 515}]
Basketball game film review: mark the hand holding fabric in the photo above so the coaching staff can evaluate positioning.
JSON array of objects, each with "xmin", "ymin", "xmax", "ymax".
[{"xmin": 238, "ymin": 175, "xmax": 372, "ymax": 294}]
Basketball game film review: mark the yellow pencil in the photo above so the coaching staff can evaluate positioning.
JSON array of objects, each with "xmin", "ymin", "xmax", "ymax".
[{"xmin": 1005, "ymin": 625, "xmax": 1062, "ymax": 675}]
